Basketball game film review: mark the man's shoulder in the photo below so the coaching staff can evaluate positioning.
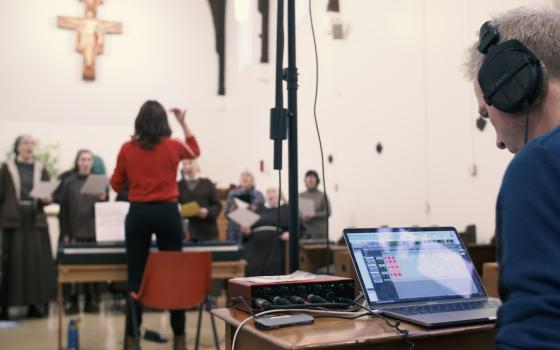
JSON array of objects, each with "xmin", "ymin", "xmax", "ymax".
[
  {"xmin": 514, "ymin": 127, "xmax": 560, "ymax": 164},
  {"xmin": 505, "ymin": 126, "xmax": 560, "ymax": 184}
]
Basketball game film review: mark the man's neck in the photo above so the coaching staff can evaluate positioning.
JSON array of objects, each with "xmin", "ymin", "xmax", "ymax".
[{"xmin": 530, "ymin": 80, "xmax": 560, "ymax": 139}]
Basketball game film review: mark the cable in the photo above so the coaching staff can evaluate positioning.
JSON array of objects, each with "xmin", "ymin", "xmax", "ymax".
[
  {"xmin": 275, "ymin": 169, "xmax": 282, "ymax": 274},
  {"xmin": 308, "ymin": 0, "xmax": 331, "ymax": 274},
  {"xmin": 523, "ymin": 101, "xmax": 530, "ymax": 144},
  {"xmin": 350, "ymin": 301, "xmax": 415, "ymax": 350},
  {"xmin": 229, "ymin": 295, "xmax": 356, "ymax": 312},
  {"xmin": 228, "ymin": 296, "xmax": 256, "ymax": 316},
  {"xmin": 229, "ymin": 296, "xmax": 413, "ymax": 349},
  {"xmin": 231, "ymin": 308, "xmax": 371, "ymax": 350}
]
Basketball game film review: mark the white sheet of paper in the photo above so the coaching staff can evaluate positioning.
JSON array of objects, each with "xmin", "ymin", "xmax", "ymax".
[
  {"xmin": 232, "ymin": 271, "xmax": 317, "ymax": 283},
  {"xmin": 227, "ymin": 208, "xmax": 260, "ymax": 228},
  {"xmin": 80, "ymin": 175, "xmax": 109, "ymax": 195},
  {"xmin": 95, "ymin": 202, "xmax": 130, "ymax": 242},
  {"xmin": 299, "ymin": 198, "xmax": 316, "ymax": 217},
  {"xmin": 29, "ymin": 180, "xmax": 60, "ymax": 198},
  {"xmin": 234, "ymin": 197, "xmax": 249, "ymax": 210}
]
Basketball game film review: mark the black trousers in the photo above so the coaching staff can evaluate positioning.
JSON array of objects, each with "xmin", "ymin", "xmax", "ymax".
[{"xmin": 125, "ymin": 202, "xmax": 185, "ymax": 336}]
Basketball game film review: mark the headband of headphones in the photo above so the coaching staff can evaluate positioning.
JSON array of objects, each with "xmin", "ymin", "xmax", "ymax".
[{"xmin": 477, "ymin": 21, "xmax": 544, "ymax": 114}]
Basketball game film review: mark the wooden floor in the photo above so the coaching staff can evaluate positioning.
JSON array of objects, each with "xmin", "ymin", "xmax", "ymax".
[{"xmin": 0, "ymin": 300, "xmax": 226, "ymax": 350}]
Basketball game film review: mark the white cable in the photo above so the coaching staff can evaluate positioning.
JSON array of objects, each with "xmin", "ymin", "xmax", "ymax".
[
  {"xmin": 231, "ymin": 314, "xmax": 254, "ymax": 350},
  {"xmin": 231, "ymin": 308, "xmax": 368, "ymax": 350}
]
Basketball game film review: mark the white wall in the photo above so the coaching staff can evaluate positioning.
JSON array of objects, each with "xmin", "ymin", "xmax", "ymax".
[{"xmin": 0, "ymin": 0, "xmax": 554, "ymax": 243}]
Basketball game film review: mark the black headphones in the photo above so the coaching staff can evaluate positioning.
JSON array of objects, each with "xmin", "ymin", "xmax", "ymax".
[{"xmin": 477, "ymin": 21, "xmax": 544, "ymax": 114}]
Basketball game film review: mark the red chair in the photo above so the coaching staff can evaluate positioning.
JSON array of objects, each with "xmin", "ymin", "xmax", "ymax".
[{"xmin": 127, "ymin": 251, "xmax": 220, "ymax": 350}]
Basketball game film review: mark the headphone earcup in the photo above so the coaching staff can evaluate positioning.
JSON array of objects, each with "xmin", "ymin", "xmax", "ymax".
[{"xmin": 478, "ymin": 40, "xmax": 543, "ymax": 114}]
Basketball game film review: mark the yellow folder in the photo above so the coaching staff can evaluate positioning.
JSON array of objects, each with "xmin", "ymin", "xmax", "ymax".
[{"xmin": 180, "ymin": 201, "xmax": 201, "ymax": 218}]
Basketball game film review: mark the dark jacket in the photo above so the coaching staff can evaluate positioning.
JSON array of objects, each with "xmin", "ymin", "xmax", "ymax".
[
  {"xmin": 59, "ymin": 173, "xmax": 107, "ymax": 240},
  {"xmin": 494, "ymin": 126, "xmax": 560, "ymax": 350},
  {"xmin": 0, "ymin": 161, "xmax": 49, "ymax": 229},
  {"xmin": 177, "ymin": 178, "xmax": 222, "ymax": 240}
]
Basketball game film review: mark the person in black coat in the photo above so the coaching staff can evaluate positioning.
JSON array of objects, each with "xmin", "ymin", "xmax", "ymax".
[
  {"xmin": 241, "ymin": 187, "xmax": 298, "ymax": 276},
  {"xmin": 177, "ymin": 159, "xmax": 222, "ymax": 241},
  {"xmin": 59, "ymin": 149, "xmax": 108, "ymax": 314}
]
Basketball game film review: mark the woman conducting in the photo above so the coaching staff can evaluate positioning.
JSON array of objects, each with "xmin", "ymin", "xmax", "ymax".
[{"xmin": 110, "ymin": 101, "xmax": 200, "ymax": 350}]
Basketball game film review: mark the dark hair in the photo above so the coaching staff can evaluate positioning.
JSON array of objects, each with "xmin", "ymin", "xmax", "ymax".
[
  {"xmin": 13, "ymin": 135, "xmax": 24, "ymax": 156},
  {"xmin": 73, "ymin": 149, "xmax": 93, "ymax": 171},
  {"xmin": 305, "ymin": 170, "xmax": 320, "ymax": 185},
  {"xmin": 132, "ymin": 100, "xmax": 172, "ymax": 150}
]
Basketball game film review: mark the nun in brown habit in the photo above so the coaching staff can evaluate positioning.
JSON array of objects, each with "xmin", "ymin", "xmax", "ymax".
[{"xmin": 0, "ymin": 135, "xmax": 56, "ymax": 319}]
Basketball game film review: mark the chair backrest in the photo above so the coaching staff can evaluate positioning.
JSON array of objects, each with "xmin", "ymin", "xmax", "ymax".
[{"xmin": 132, "ymin": 251, "xmax": 212, "ymax": 309}]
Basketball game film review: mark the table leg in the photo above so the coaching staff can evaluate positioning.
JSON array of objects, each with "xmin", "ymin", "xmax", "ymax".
[{"xmin": 225, "ymin": 323, "xmax": 233, "ymax": 350}]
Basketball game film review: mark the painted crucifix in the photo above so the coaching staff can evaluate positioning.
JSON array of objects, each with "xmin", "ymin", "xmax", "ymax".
[{"xmin": 58, "ymin": 6, "xmax": 122, "ymax": 80}]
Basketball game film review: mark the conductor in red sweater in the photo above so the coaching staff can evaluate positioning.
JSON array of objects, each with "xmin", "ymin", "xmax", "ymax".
[{"xmin": 110, "ymin": 100, "xmax": 200, "ymax": 350}]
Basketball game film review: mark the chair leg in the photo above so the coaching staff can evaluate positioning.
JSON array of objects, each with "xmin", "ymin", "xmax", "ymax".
[
  {"xmin": 194, "ymin": 304, "xmax": 204, "ymax": 350},
  {"xmin": 206, "ymin": 296, "xmax": 220, "ymax": 350}
]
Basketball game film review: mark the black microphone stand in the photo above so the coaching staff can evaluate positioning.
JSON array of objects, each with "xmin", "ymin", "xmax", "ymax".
[{"xmin": 269, "ymin": 0, "xmax": 299, "ymax": 272}]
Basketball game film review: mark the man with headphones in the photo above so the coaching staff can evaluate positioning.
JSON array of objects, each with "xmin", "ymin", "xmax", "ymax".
[{"xmin": 465, "ymin": 8, "xmax": 560, "ymax": 349}]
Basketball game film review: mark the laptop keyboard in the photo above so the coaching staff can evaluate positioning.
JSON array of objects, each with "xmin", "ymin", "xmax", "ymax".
[{"xmin": 385, "ymin": 300, "xmax": 500, "ymax": 316}]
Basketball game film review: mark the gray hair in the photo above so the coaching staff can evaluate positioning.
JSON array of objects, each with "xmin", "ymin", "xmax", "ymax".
[{"xmin": 464, "ymin": 7, "xmax": 560, "ymax": 81}]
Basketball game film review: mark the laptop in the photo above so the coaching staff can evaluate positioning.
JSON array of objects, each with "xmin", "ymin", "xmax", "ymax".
[{"xmin": 344, "ymin": 227, "xmax": 500, "ymax": 328}]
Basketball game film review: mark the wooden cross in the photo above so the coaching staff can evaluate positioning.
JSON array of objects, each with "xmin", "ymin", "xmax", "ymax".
[{"xmin": 58, "ymin": 7, "xmax": 122, "ymax": 80}]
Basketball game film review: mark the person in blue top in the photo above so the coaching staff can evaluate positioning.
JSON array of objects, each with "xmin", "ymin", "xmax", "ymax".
[{"xmin": 465, "ymin": 8, "xmax": 560, "ymax": 350}]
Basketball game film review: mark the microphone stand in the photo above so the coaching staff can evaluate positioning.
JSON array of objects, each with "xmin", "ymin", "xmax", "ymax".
[{"xmin": 270, "ymin": 0, "xmax": 300, "ymax": 272}]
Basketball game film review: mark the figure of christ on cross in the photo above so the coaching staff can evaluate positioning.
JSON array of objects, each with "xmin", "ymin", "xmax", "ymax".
[
  {"xmin": 83, "ymin": 0, "xmax": 104, "ymax": 15},
  {"xmin": 58, "ymin": 9, "xmax": 122, "ymax": 80}
]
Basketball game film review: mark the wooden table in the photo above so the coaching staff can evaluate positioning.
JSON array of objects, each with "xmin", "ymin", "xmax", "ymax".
[
  {"xmin": 57, "ymin": 260, "xmax": 246, "ymax": 350},
  {"xmin": 213, "ymin": 307, "xmax": 495, "ymax": 350}
]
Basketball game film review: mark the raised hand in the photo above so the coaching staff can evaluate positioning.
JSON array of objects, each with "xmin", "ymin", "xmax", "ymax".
[{"xmin": 169, "ymin": 107, "xmax": 186, "ymax": 124}]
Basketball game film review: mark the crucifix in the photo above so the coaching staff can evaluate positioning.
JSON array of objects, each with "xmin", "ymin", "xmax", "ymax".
[
  {"xmin": 83, "ymin": 0, "xmax": 104, "ymax": 15},
  {"xmin": 58, "ymin": 5, "xmax": 122, "ymax": 80}
]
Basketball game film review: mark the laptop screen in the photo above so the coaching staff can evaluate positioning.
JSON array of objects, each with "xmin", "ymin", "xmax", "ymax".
[{"xmin": 344, "ymin": 227, "xmax": 487, "ymax": 306}]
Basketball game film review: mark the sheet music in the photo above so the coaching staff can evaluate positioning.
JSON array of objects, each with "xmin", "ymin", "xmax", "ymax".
[
  {"xmin": 95, "ymin": 202, "xmax": 129, "ymax": 242},
  {"xmin": 234, "ymin": 197, "xmax": 249, "ymax": 210},
  {"xmin": 80, "ymin": 174, "xmax": 109, "ymax": 195},
  {"xmin": 227, "ymin": 208, "xmax": 260, "ymax": 228},
  {"xmin": 299, "ymin": 198, "xmax": 316, "ymax": 217},
  {"xmin": 29, "ymin": 180, "xmax": 60, "ymax": 198}
]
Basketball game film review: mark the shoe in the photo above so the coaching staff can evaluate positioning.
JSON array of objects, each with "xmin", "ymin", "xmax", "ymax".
[
  {"xmin": 173, "ymin": 334, "xmax": 187, "ymax": 350},
  {"xmin": 27, "ymin": 304, "xmax": 46, "ymax": 318},
  {"xmin": 65, "ymin": 301, "xmax": 79, "ymax": 315},
  {"xmin": 84, "ymin": 299, "xmax": 100, "ymax": 313},
  {"xmin": 126, "ymin": 336, "xmax": 140, "ymax": 350},
  {"xmin": 143, "ymin": 329, "xmax": 168, "ymax": 343}
]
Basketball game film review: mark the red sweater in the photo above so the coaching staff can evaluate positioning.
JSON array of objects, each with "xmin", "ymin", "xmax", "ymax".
[{"xmin": 110, "ymin": 136, "xmax": 200, "ymax": 202}]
